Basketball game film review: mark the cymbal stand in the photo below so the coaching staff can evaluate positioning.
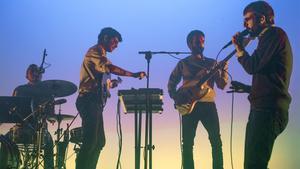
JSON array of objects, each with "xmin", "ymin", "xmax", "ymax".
[
  {"xmin": 33, "ymin": 111, "xmax": 79, "ymax": 169},
  {"xmin": 33, "ymin": 102, "xmax": 49, "ymax": 169},
  {"xmin": 55, "ymin": 103, "xmax": 68, "ymax": 169},
  {"xmin": 13, "ymin": 99, "xmax": 50, "ymax": 169}
]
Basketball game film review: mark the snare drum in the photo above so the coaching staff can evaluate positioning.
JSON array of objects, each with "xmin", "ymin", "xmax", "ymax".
[
  {"xmin": 0, "ymin": 135, "xmax": 20, "ymax": 169},
  {"xmin": 70, "ymin": 127, "xmax": 83, "ymax": 144}
]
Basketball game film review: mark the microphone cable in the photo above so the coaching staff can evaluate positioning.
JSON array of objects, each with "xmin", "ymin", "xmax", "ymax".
[
  {"xmin": 178, "ymin": 113, "xmax": 183, "ymax": 169},
  {"xmin": 215, "ymin": 46, "xmax": 236, "ymax": 169},
  {"xmin": 116, "ymin": 98, "xmax": 123, "ymax": 169},
  {"xmin": 222, "ymin": 69, "xmax": 236, "ymax": 169}
]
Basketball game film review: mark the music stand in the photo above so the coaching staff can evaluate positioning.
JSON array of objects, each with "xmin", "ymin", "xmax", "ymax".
[
  {"xmin": 118, "ymin": 88, "xmax": 163, "ymax": 169},
  {"xmin": 0, "ymin": 96, "xmax": 32, "ymax": 123}
]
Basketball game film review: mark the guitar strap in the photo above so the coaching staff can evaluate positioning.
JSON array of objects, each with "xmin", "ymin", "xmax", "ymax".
[{"xmin": 185, "ymin": 57, "xmax": 212, "ymax": 79}]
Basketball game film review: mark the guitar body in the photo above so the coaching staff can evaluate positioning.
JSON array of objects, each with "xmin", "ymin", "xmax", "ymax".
[{"xmin": 175, "ymin": 85, "xmax": 210, "ymax": 115}]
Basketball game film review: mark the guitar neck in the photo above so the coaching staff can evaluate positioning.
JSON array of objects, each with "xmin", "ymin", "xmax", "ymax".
[{"xmin": 195, "ymin": 49, "xmax": 237, "ymax": 87}]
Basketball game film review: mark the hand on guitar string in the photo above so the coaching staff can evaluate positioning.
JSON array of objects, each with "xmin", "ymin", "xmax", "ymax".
[
  {"xmin": 227, "ymin": 80, "xmax": 251, "ymax": 93},
  {"xmin": 109, "ymin": 79, "xmax": 119, "ymax": 88},
  {"xmin": 107, "ymin": 77, "xmax": 122, "ymax": 89},
  {"xmin": 215, "ymin": 61, "xmax": 229, "ymax": 77},
  {"xmin": 132, "ymin": 71, "xmax": 147, "ymax": 80}
]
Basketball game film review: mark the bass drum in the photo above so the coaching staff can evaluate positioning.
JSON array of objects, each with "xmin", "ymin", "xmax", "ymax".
[{"xmin": 0, "ymin": 135, "xmax": 20, "ymax": 169}]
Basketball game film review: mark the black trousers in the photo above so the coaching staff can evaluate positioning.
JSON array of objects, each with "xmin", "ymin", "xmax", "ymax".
[
  {"xmin": 182, "ymin": 102, "xmax": 223, "ymax": 169},
  {"xmin": 244, "ymin": 108, "xmax": 288, "ymax": 169},
  {"xmin": 75, "ymin": 93, "xmax": 106, "ymax": 169}
]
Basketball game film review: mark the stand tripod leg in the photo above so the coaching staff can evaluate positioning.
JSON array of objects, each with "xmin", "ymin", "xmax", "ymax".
[
  {"xmin": 135, "ymin": 110, "xmax": 143, "ymax": 169},
  {"xmin": 35, "ymin": 123, "xmax": 44, "ymax": 169},
  {"xmin": 144, "ymin": 110, "xmax": 149, "ymax": 169},
  {"xmin": 149, "ymin": 107, "xmax": 153, "ymax": 169}
]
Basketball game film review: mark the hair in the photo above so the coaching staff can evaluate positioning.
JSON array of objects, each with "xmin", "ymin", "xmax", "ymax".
[
  {"xmin": 243, "ymin": 1, "xmax": 275, "ymax": 24},
  {"xmin": 186, "ymin": 30, "xmax": 205, "ymax": 46},
  {"xmin": 26, "ymin": 64, "xmax": 39, "ymax": 78},
  {"xmin": 97, "ymin": 27, "xmax": 122, "ymax": 44}
]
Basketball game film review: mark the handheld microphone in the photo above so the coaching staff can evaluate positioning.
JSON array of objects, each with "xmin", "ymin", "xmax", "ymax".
[
  {"xmin": 222, "ymin": 29, "xmax": 249, "ymax": 49},
  {"xmin": 39, "ymin": 49, "xmax": 47, "ymax": 74}
]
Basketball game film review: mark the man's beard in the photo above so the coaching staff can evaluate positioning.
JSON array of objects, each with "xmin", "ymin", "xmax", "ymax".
[
  {"xmin": 249, "ymin": 25, "xmax": 264, "ymax": 38},
  {"xmin": 192, "ymin": 47, "xmax": 204, "ymax": 55}
]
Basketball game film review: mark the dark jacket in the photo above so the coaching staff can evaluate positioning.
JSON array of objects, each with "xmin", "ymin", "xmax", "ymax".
[{"xmin": 238, "ymin": 26, "xmax": 293, "ymax": 112}]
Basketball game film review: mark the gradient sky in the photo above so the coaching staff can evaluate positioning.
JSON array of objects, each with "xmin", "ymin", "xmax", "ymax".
[{"xmin": 1, "ymin": 0, "xmax": 299, "ymax": 169}]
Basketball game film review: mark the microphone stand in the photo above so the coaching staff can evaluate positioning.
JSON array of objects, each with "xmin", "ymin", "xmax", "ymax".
[{"xmin": 138, "ymin": 51, "xmax": 189, "ymax": 169}]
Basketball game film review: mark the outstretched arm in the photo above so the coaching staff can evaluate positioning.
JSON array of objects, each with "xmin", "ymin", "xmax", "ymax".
[{"xmin": 107, "ymin": 64, "xmax": 146, "ymax": 79}]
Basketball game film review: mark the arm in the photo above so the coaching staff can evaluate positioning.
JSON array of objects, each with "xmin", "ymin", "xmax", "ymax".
[
  {"xmin": 215, "ymin": 61, "xmax": 229, "ymax": 89},
  {"xmin": 12, "ymin": 89, "xmax": 17, "ymax": 96},
  {"xmin": 168, "ymin": 61, "xmax": 183, "ymax": 100},
  {"xmin": 107, "ymin": 64, "xmax": 146, "ymax": 79},
  {"xmin": 234, "ymin": 28, "xmax": 283, "ymax": 74},
  {"xmin": 89, "ymin": 53, "xmax": 145, "ymax": 79}
]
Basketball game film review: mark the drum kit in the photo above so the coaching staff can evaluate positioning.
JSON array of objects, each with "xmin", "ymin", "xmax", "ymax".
[{"xmin": 0, "ymin": 80, "xmax": 83, "ymax": 169}]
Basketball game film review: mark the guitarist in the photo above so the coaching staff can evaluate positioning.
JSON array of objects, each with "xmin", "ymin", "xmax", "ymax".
[
  {"xmin": 76, "ymin": 27, "xmax": 146, "ymax": 169},
  {"xmin": 168, "ymin": 30, "xmax": 228, "ymax": 169}
]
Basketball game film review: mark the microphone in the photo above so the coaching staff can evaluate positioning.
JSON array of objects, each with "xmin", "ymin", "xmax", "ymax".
[
  {"xmin": 222, "ymin": 29, "xmax": 249, "ymax": 49},
  {"xmin": 54, "ymin": 99, "xmax": 67, "ymax": 105},
  {"xmin": 39, "ymin": 49, "xmax": 47, "ymax": 74}
]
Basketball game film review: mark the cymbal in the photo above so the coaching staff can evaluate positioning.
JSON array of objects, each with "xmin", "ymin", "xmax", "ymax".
[
  {"xmin": 47, "ymin": 114, "xmax": 75, "ymax": 122},
  {"xmin": 36, "ymin": 80, "xmax": 77, "ymax": 97}
]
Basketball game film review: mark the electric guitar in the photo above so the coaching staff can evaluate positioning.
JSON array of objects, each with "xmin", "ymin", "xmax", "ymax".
[{"xmin": 175, "ymin": 49, "xmax": 242, "ymax": 115}]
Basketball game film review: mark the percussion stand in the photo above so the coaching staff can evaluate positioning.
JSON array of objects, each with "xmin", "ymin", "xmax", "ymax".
[
  {"xmin": 35, "ymin": 115, "xmax": 44, "ymax": 169},
  {"xmin": 55, "ymin": 103, "xmax": 68, "ymax": 169},
  {"xmin": 34, "ymin": 102, "xmax": 50, "ymax": 169}
]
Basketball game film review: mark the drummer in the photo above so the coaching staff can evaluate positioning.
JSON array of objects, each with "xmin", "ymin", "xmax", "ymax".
[{"xmin": 5, "ymin": 64, "xmax": 54, "ymax": 169}]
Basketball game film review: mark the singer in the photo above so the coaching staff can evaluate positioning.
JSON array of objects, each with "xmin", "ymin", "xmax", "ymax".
[
  {"xmin": 75, "ymin": 27, "xmax": 146, "ymax": 169},
  {"xmin": 232, "ymin": 1, "xmax": 293, "ymax": 169},
  {"xmin": 168, "ymin": 30, "xmax": 228, "ymax": 169}
]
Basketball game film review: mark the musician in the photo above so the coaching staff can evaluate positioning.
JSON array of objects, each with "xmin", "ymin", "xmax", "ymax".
[
  {"xmin": 76, "ymin": 27, "xmax": 145, "ymax": 169},
  {"xmin": 231, "ymin": 1, "xmax": 293, "ymax": 168},
  {"xmin": 1, "ymin": 64, "xmax": 54, "ymax": 169},
  {"xmin": 168, "ymin": 30, "xmax": 228, "ymax": 169}
]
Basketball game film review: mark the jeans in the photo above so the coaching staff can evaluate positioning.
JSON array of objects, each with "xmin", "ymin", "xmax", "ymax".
[
  {"xmin": 75, "ymin": 93, "xmax": 106, "ymax": 169},
  {"xmin": 244, "ymin": 108, "xmax": 288, "ymax": 169},
  {"xmin": 182, "ymin": 102, "xmax": 223, "ymax": 169}
]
